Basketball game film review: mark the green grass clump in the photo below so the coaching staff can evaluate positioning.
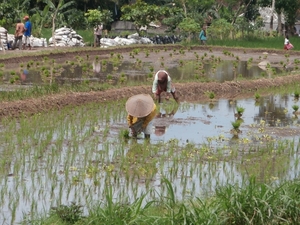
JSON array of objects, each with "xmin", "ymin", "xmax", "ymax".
[
  {"xmin": 236, "ymin": 106, "xmax": 245, "ymax": 115},
  {"xmin": 231, "ymin": 120, "xmax": 241, "ymax": 130},
  {"xmin": 292, "ymin": 105, "xmax": 299, "ymax": 112},
  {"xmin": 37, "ymin": 179, "xmax": 300, "ymax": 225}
]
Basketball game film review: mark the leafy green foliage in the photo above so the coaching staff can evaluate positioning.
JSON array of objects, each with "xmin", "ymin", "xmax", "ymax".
[
  {"xmin": 178, "ymin": 17, "xmax": 200, "ymax": 41},
  {"xmin": 162, "ymin": 7, "xmax": 184, "ymax": 33},
  {"xmin": 121, "ymin": 0, "xmax": 167, "ymax": 34},
  {"xmin": 84, "ymin": 9, "xmax": 113, "ymax": 27},
  {"xmin": 50, "ymin": 202, "xmax": 83, "ymax": 224},
  {"xmin": 0, "ymin": 2, "xmax": 17, "ymax": 27},
  {"xmin": 209, "ymin": 18, "xmax": 233, "ymax": 40}
]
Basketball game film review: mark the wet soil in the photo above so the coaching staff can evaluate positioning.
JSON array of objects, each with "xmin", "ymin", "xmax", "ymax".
[{"xmin": 0, "ymin": 45, "xmax": 299, "ymax": 119}]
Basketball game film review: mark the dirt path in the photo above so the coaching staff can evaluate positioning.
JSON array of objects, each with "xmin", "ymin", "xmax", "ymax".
[{"xmin": 0, "ymin": 45, "xmax": 299, "ymax": 118}]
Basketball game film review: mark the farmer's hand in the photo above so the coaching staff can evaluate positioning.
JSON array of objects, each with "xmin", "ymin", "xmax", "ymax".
[{"xmin": 130, "ymin": 127, "xmax": 137, "ymax": 137}]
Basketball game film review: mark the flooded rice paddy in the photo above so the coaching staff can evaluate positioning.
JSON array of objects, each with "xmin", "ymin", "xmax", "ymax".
[
  {"xmin": 1, "ymin": 91, "xmax": 300, "ymax": 224},
  {"xmin": 1, "ymin": 49, "xmax": 300, "ymax": 223},
  {"xmin": 1, "ymin": 50, "xmax": 293, "ymax": 87}
]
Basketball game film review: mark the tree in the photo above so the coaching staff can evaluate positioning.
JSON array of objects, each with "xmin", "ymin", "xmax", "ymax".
[
  {"xmin": 177, "ymin": 17, "xmax": 200, "ymax": 41},
  {"xmin": 259, "ymin": 0, "xmax": 300, "ymax": 35},
  {"xmin": 162, "ymin": 7, "xmax": 184, "ymax": 33},
  {"xmin": 0, "ymin": 2, "xmax": 18, "ymax": 28},
  {"xmin": 121, "ymin": 0, "xmax": 167, "ymax": 35},
  {"xmin": 85, "ymin": 9, "xmax": 113, "ymax": 27}
]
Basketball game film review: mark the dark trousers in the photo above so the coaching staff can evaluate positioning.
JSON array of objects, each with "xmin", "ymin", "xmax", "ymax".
[
  {"xmin": 13, "ymin": 36, "xmax": 23, "ymax": 50},
  {"xmin": 94, "ymin": 34, "xmax": 102, "ymax": 47}
]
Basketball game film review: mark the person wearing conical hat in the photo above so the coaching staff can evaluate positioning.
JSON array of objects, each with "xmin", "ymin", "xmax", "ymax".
[
  {"xmin": 126, "ymin": 94, "xmax": 157, "ymax": 138},
  {"xmin": 152, "ymin": 70, "xmax": 178, "ymax": 103}
]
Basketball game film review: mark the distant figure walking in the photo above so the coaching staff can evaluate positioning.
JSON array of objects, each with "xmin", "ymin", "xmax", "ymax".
[
  {"xmin": 12, "ymin": 19, "xmax": 24, "ymax": 50},
  {"xmin": 284, "ymin": 35, "xmax": 294, "ymax": 50},
  {"xmin": 152, "ymin": 70, "xmax": 178, "ymax": 103},
  {"xmin": 23, "ymin": 15, "xmax": 32, "ymax": 50},
  {"xmin": 199, "ymin": 25, "xmax": 207, "ymax": 45}
]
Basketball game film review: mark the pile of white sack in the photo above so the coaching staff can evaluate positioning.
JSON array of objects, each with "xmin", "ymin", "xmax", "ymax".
[
  {"xmin": 100, "ymin": 33, "xmax": 152, "ymax": 48},
  {"xmin": 49, "ymin": 27, "xmax": 85, "ymax": 47},
  {"xmin": 0, "ymin": 27, "xmax": 8, "ymax": 50},
  {"xmin": 0, "ymin": 26, "xmax": 47, "ymax": 50},
  {"xmin": 7, "ymin": 34, "xmax": 47, "ymax": 48}
]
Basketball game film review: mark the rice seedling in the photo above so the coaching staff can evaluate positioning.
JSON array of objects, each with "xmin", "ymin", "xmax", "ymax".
[
  {"xmin": 254, "ymin": 92, "xmax": 261, "ymax": 100},
  {"xmin": 235, "ymin": 106, "xmax": 245, "ymax": 118},
  {"xmin": 206, "ymin": 91, "xmax": 215, "ymax": 100},
  {"xmin": 292, "ymin": 105, "xmax": 299, "ymax": 112}
]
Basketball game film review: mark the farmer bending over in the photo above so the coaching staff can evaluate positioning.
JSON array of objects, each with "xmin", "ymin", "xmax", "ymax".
[
  {"xmin": 152, "ymin": 70, "xmax": 178, "ymax": 103},
  {"xmin": 126, "ymin": 94, "xmax": 157, "ymax": 139}
]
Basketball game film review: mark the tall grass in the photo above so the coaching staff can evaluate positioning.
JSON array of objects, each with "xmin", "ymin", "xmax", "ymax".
[{"xmin": 34, "ymin": 178, "xmax": 300, "ymax": 225}]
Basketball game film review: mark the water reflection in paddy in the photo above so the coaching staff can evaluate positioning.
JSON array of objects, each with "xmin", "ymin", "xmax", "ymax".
[
  {"xmin": 7, "ymin": 59, "xmax": 290, "ymax": 86},
  {"xmin": 122, "ymin": 94, "xmax": 300, "ymax": 145}
]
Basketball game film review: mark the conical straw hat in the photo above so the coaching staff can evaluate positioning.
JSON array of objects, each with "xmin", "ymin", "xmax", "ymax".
[{"xmin": 126, "ymin": 94, "xmax": 154, "ymax": 117}]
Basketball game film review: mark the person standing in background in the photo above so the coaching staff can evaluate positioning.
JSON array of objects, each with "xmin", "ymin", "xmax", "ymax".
[
  {"xmin": 199, "ymin": 25, "xmax": 207, "ymax": 45},
  {"xmin": 94, "ymin": 24, "xmax": 103, "ymax": 47},
  {"xmin": 23, "ymin": 15, "xmax": 32, "ymax": 50},
  {"xmin": 13, "ymin": 19, "xmax": 24, "ymax": 50}
]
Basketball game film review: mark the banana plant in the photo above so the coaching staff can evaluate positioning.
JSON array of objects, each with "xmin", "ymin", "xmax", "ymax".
[
  {"xmin": 31, "ymin": 5, "xmax": 50, "ymax": 37},
  {"xmin": 42, "ymin": 0, "xmax": 76, "ymax": 47}
]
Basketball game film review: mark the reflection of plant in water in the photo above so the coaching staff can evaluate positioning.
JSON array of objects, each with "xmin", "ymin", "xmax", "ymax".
[
  {"xmin": 231, "ymin": 120, "xmax": 241, "ymax": 136},
  {"xmin": 294, "ymin": 90, "xmax": 300, "ymax": 99},
  {"xmin": 149, "ymin": 65, "xmax": 154, "ymax": 73},
  {"xmin": 231, "ymin": 120, "xmax": 241, "ymax": 130},
  {"xmin": 125, "ymin": 143, "xmax": 157, "ymax": 179}
]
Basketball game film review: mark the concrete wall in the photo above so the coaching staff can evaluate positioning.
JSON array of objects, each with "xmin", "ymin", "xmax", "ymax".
[{"xmin": 111, "ymin": 21, "xmax": 136, "ymax": 31}]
